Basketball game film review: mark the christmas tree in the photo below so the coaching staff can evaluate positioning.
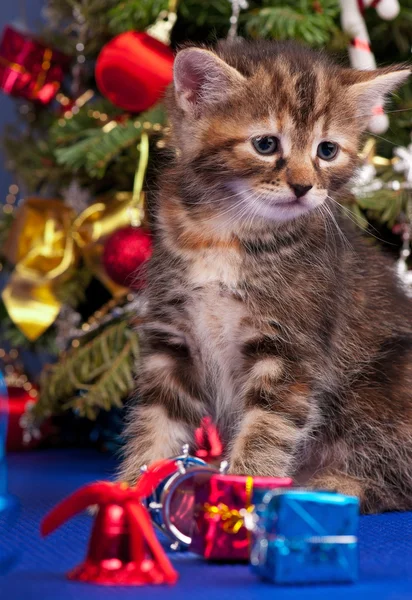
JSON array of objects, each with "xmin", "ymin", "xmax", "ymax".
[{"xmin": 0, "ymin": 0, "xmax": 411, "ymax": 447}]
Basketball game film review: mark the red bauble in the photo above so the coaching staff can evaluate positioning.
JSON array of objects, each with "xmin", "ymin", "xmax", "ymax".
[
  {"xmin": 95, "ymin": 31, "xmax": 174, "ymax": 113},
  {"xmin": 102, "ymin": 226, "xmax": 152, "ymax": 289},
  {"xmin": 0, "ymin": 25, "xmax": 70, "ymax": 104}
]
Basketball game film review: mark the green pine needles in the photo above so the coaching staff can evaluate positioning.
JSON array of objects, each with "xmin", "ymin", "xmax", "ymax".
[{"xmin": 36, "ymin": 321, "xmax": 139, "ymax": 420}]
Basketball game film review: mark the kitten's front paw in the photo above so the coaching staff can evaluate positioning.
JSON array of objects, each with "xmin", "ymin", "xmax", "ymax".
[
  {"xmin": 229, "ymin": 458, "xmax": 251, "ymax": 476},
  {"xmin": 308, "ymin": 471, "xmax": 365, "ymax": 499},
  {"xmin": 229, "ymin": 456, "xmax": 288, "ymax": 478}
]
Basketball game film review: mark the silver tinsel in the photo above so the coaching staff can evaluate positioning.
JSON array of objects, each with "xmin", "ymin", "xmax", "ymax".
[
  {"xmin": 62, "ymin": 180, "xmax": 91, "ymax": 214},
  {"xmin": 353, "ymin": 141, "xmax": 412, "ymax": 296},
  {"xmin": 393, "ymin": 143, "xmax": 412, "ymax": 184},
  {"xmin": 392, "ymin": 142, "xmax": 412, "ymax": 296},
  {"xmin": 54, "ymin": 305, "xmax": 82, "ymax": 351}
]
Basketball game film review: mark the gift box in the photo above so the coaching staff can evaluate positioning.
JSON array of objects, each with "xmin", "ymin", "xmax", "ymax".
[
  {"xmin": 0, "ymin": 25, "xmax": 70, "ymax": 104},
  {"xmin": 251, "ymin": 489, "xmax": 359, "ymax": 584},
  {"xmin": 190, "ymin": 474, "xmax": 293, "ymax": 560}
]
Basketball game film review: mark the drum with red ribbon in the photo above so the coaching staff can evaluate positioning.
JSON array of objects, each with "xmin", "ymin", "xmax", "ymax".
[{"xmin": 136, "ymin": 445, "xmax": 224, "ymax": 548}]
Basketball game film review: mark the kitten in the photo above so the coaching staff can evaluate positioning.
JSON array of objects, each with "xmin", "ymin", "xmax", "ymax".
[{"xmin": 120, "ymin": 41, "xmax": 412, "ymax": 514}]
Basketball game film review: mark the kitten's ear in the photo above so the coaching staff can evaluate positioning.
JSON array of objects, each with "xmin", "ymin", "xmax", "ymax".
[
  {"xmin": 346, "ymin": 67, "xmax": 410, "ymax": 124},
  {"xmin": 173, "ymin": 48, "xmax": 245, "ymax": 116}
]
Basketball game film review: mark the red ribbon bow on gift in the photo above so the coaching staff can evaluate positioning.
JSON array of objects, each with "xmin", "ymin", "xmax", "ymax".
[
  {"xmin": 195, "ymin": 416, "xmax": 223, "ymax": 461},
  {"xmin": 41, "ymin": 481, "xmax": 178, "ymax": 586}
]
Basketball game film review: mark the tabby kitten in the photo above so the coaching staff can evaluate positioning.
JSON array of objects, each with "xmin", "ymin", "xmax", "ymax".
[{"xmin": 120, "ymin": 41, "xmax": 412, "ymax": 513}]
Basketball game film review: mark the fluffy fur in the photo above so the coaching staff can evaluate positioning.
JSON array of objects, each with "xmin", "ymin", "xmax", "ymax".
[{"xmin": 119, "ymin": 41, "xmax": 412, "ymax": 513}]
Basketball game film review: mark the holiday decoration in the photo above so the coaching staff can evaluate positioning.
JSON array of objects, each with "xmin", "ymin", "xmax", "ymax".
[
  {"xmin": 7, "ymin": 381, "xmax": 40, "ymax": 451},
  {"xmin": 95, "ymin": 32, "xmax": 174, "ymax": 113},
  {"xmin": 0, "ymin": 350, "xmax": 43, "ymax": 449},
  {"xmin": 194, "ymin": 416, "xmax": 224, "ymax": 462},
  {"xmin": 0, "ymin": 371, "xmax": 7, "ymax": 496},
  {"xmin": 1, "ymin": 197, "xmax": 77, "ymax": 341},
  {"xmin": 339, "ymin": 0, "xmax": 400, "ymax": 134},
  {"xmin": 191, "ymin": 474, "xmax": 293, "ymax": 560},
  {"xmin": 1, "ymin": 191, "xmax": 146, "ymax": 340},
  {"xmin": 96, "ymin": 1, "xmax": 177, "ymax": 112},
  {"xmin": 227, "ymin": 0, "xmax": 249, "ymax": 40},
  {"xmin": 0, "ymin": 25, "xmax": 69, "ymax": 104},
  {"xmin": 0, "ymin": 0, "xmax": 410, "ymax": 448},
  {"xmin": 139, "ymin": 446, "xmax": 220, "ymax": 548},
  {"xmin": 250, "ymin": 489, "xmax": 359, "ymax": 585},
  {"xmin": 393, "ymin": 141, "xmax": 412, "ymax": 294},
  {"xmin": 393, "ymin": 142, "xmax": 412, "ymax": 184},
  {"xmin": 2, "ymin": 128, "xmax": 150, "ymax": 340},
  {"xmin": 0, "ymin": 370, "xmax": 20, "ymax": 574},
  {"xmin": 41, "ymin": 480, "xmax": 178, "ymax": 586},
  {"xmin": 102, "ymin": 226, "xmax": 152, "ymax": 289}
]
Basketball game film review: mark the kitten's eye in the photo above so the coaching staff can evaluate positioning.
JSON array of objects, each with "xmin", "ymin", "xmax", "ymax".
[
  {"xmin": 317, "ymin": 141, "xmax": 339, "ymax": 161},
  {"xmin": 252, "ymin": 136, "xmax": 279, "ymax": 156}
]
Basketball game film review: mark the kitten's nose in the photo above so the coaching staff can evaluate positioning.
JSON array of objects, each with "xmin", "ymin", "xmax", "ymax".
[{"xmin": 289, "ymin": 183, "xmax": 313, "ymax": 198}]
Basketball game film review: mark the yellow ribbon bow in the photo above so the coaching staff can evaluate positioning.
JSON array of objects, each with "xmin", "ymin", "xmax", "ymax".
[
  {"xmin": 2, "ymin": 134, "xmax": 149, "ymax": 341},
  {"xmin": 203, "ymin": 502, "xmax": 255, "ymax": 534},
  {"xmin": 203, "ymin": 476, "xmax": 254, "ymax": 534}
]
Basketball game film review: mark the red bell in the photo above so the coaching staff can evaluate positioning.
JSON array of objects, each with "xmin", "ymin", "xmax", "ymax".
[
  {"xmin": 41, "ymin": 482, "xmax": 178, "ymax": 586},
  {"xmin": 69, "ymin": 502, "xmax": 151, "ymax": 585}
]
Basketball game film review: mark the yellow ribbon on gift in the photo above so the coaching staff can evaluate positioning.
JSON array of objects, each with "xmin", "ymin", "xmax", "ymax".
[
  {"xmin": 203, "ymin": 476, "xmax": 255, "ymax": 534},
  {"xmin": 2, "ymin": 133, "xmax": 149, "ymax": 341}
]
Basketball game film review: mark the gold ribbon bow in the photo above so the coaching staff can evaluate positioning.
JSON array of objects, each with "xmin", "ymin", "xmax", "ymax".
[
  {"xmin": 2, "ymin": 134, "xmax": 149, "ymax": 341},
  {"xmin": 203, "ymin": 476, "xmax": 254, "ymax": 534}
]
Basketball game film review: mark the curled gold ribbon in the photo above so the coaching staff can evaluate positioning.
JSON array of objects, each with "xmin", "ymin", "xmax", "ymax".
[
  {"xmin": 203, "ymin": 476, "xmax": 254, "ymax": 535},
  {"xmin": 2, "ymin": 134, "xmax": 150, "ymax": 341}
]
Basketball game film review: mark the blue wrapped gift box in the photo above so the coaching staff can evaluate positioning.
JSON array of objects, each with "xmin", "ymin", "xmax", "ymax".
[{"xmin": 251, "ymin": 489, "xmax": 359, "ymax": 584}]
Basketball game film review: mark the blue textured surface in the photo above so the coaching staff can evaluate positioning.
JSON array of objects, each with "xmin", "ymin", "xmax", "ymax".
[{"xmin": 1, "ymin": 449, "xmax": 412, "ymax": 600}]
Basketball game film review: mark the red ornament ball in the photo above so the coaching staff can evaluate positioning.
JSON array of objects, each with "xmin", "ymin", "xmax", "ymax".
[
  {"xmin": 95, "ymin": 31, "xmax": 174, "ymax": 113},
  {"xmin": 102, "ymin": 226, "xmax": 152, "ymax": 289}
]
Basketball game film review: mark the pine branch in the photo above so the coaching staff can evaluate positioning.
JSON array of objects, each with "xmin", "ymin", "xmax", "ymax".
[
  {"xmin": 0, "ymin": 212, "xmax": 14, "ymax": 255},
  {"xmin": 36, "ymin": 320, "xmax": 139, "ymax": 420},
  {"xmin": 108, "ymin": 0, "xmax": 169, "ymax": 35},
  {"xmin": 54, "ymin": 105, "xmax": 166, "ymax": 178},
  {"xmin": 245, "ymin": 0, "xmax": 342, "ymax": 48},
  {"xmin": 43, "ymin": 0, "xmax": 121, "ymax": 56},
  {"xmin": 355, "ymin": 189, "xmax": 405, "ymax": 228}
]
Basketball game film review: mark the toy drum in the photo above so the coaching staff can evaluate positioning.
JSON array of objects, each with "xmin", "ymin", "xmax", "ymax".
[{"xmin": 139, "ymin": 445, "xmax": 221, "ymax": 548}]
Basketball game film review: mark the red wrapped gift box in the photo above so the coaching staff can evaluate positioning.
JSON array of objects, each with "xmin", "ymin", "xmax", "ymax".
[
  {"xmin": 0, "ymin": 25, "xmax": 70, "ymax": 104},
  {"xmin": 190, "ymin": 473, "xmax": 293, "ymax": 560}
]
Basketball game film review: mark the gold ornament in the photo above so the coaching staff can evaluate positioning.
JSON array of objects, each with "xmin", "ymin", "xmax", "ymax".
[
  {"xmin": 2, "ymin": 134, "xmax": 150, "ymax": 341},
  {"xmin": 359, "ymin": 137, "xmax": 396, "ymax": 168},
  {"xmin": 2, "ymin": 198, "xmax": 77, "ymax": 341}
]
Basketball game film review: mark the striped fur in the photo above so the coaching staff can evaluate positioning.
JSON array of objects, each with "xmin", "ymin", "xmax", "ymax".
[{"xmin": 119, "ymin": 41, "xmax": 412, "ymax": 514}]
